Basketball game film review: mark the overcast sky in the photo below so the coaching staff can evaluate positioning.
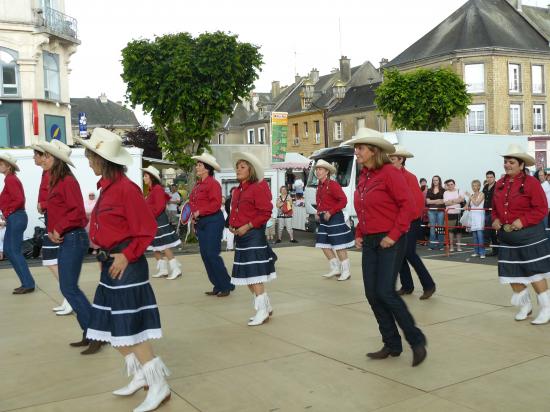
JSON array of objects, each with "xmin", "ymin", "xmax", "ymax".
[{"xmin": 65, "ymin": 0, "xmax": 547, "ymax": 125}]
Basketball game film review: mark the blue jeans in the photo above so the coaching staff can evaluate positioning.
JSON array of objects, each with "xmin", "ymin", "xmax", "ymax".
[
  {"xmin": 428, "ymin": 210, "xmax": 444, "ymax": 249},
  {"xmin": 196, "ymin": 211, "xmax": 233, "ymax": 293},
  {"xmin": 5, "ymin": 210, "xmax": 35, "ymax": 288},
  {"xmin": 399, "ymin": 219, "xmax": 436, "ymax": 292},
  {"xmin": 58, "ymin": 228, "xmax": 91, "ymax": 331},
  {"xmin": 472, "ymin": 230, "xmax": 485, "ymax": 256},
  {"xmin": 362, "ymin": 233, "xmax": 426, "ymax": 351}
]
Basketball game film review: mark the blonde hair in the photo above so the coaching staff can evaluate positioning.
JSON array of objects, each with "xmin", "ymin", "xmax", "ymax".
[
  {"xmin": 236, "ymin": 160, "xmax": 258, "ymax": 183},
  {"xmin": 471, "ymin": 179, "xmax": 481, "ymax": 188},
  {"xmin": 366, "ymin": 144, "xmax": 391, "ymax": 170}
]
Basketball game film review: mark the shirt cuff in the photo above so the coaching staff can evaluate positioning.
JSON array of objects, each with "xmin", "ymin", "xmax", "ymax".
[{"xmin": 387, "ymin": 228, "xmax": 402, "ymax": 242}]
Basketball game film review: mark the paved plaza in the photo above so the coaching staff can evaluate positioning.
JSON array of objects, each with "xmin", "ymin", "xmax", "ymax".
[{"xmin": 1, "ymin": 245, "xmax": 550, "ymax": 412}]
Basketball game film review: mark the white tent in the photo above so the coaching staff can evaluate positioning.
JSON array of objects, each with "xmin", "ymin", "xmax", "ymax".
[{"xmin": 272, "ymin": 152, "xmax": 311, "ymax": 169}]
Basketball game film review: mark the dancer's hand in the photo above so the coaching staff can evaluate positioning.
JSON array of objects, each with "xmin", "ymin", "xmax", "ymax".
[
  {"xmin": 379, "ymin": 236, "xmax": 395, "ymax": 248},
  {"xmin": 48, "ymin": 230, "xmax": 63, "ymax": 244},
  {"xmin": 323, "ymin": 211, "xmax": 331, "ymax": 221},
  {"xmin": 109, "ymin": 253, "xmax": 128, "ymax": 279},
  {"xmin": 235, "ymin": 223, "xmax": 252, "ymax": 237},
  {"xmin": 355, "ymin": 237, "xmax": 363, "ymax": 249},
  {"xmin": 510, "ymin": 218, "xmax": 523, "ymax": 231},
  {"xmin": 492, "ymin": 219, "xmax": 502, "ymax": 231}
]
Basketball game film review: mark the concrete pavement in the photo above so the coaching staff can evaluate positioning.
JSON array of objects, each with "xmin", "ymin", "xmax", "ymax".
[{"xmin": 1, "ymin": 245, "xmax": 550, "ymax": 412}]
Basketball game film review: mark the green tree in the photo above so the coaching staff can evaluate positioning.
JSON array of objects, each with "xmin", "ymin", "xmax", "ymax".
[
  {"xmin": 121, "ymin": 31, "xmax": 263, "ymax": 169},
  {"xmin": 375, "ymin": 68, "xmax": 471, "ymax": 131}
]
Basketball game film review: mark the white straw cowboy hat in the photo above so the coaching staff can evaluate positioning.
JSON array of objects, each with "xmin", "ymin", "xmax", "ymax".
[
  {"xmin": 501, "ymin": 144, "xmax": 535, "ymax": 167},
  {"xmin": 315, "ymin": 159, "xmax": 337, "ymax": 175},
  {"xmin": 391, "ymin": 145, "xmax": 414, "ymax": 159},
  {"xmin": 141, "ymin": 165, "xmax": 161, "ymax": 182},
  {"xmin": 74, "ymin": 128, "xmax": 133, "ymax": 166},
  {"xmin": 30, "ymin": 144, "xmax": 45, "ymax": 153},
  {"xmin": 0, "ymin": 152, "xmax": 19, "ymax": 171},
  {"xmin": 343, "ymin": 127, "xmax": 395, "ymax": 154},
  {"xmin": 191, "ymin": 152, "xmax": 221, "ymax": 172},
  {"xmin": 37, "ymin": 140, "xmax": 75, "ymax": 167},
  {"xmin": 232, "ymin": 151, "xmax": 264, "ymax": 181}
]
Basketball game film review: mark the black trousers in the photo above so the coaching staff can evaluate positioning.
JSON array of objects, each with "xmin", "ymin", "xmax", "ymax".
[
  {"xmin": 362, "ymin": 233, "xmax": 426, "ymax": 352},
  {"xmin": 399, "ymin": 219, "xmax": 436, "ymax": 291}
]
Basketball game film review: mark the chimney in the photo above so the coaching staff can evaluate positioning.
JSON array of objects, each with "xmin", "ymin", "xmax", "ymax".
[
  {"xmin": 309, "ymin": 68, "xmax": 319, "ymax": 84},
  {"xmin": 339, "ymin": 56, "xmax": 351, "ymax": 83},
  {"xmin": 99, "ymin": 92, "xmax": 108, "ymax": 104},
  {"xmin": 295, "ymin": 74, "xmax": 302, "ymax": 84},
  {"xmin": 271, "ymin": 81, "xmax": 280, "ymax": 98},
  {"xmin": 251, "ymin": 92, "xmax": 258, "ymax": 111},
  {"xmin": 517, "ymin": 0, "xmax": 522, "ymax": 11}
]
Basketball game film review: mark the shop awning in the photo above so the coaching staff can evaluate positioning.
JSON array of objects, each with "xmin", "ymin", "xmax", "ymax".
[{"xmin": 271, "ymin": 152, "xmax": 311, "ymax": 169}]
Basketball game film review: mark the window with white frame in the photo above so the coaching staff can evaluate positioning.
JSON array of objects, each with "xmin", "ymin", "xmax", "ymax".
[
  {"xmin": 534, "ymin": 104, "xmax": 545, "ymax": 132},
  {"xmin": 0, "ymin": 48, "xmax": 19, "ymax": 96},
  {"xmin": 508, "ymin": 63, "xmax": 521, "ymax": 93},
  {"xmin": 510, "ymin": 104, "xmax": 522, "ymax": 132},
  {"xmin": 293, "ymin": 123, "xmax": 299, "ymax": 145},
  {"xmin": 464, "ymin": 64, "xmax": 485, "ymax": 93},
  {"xmin": 303, "ymin": 122, "xmax": 309, "ymax": 137},
  {"xmin": 532, "ymin": 65, "xmax": 544, "ymax": 94},
  {"xmin": 467, "ymin": 104, "xmax": 486, "ymax": 133},
  {"xmin": 247, "ymin": 129, "xmax": 255, "ymax": 144},
  {"xmin": 217, "ymin": 133, "xmax": 225, "ymax": 144},
  {"xmin": 258, "ymin": 127, "xmax": 265, "ymax": 144},
  {"xmin": 314, "ymin": 120, "xmax": 320, "ymax": 143},
  {"xmin": 44, "ymin": 51, "xmax": 60, "ymax": 100},
  {"xmin": 356, "ymin": 117, "xmax": 365, "ymax": 132},
  {"xmin": 334, "ymin": 121, "xmax": 343, "ymax": 141}
]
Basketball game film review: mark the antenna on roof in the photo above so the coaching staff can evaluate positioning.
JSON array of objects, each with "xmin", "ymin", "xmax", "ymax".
[
  {"xmin": 294, "ymin": 49, "xmax": 297, "ymax": 76},
  {"xmin": 339, "ymin": 17, "xmax": 343, "ymax": 57}
]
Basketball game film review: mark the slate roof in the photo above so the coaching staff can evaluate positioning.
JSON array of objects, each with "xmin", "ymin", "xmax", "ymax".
[
  {"xmin": 387, "ymin": 0, "xmax": 550, "ymax": 68},
  {"xmin": 70, "ymin": 98, "xmax": 139, "ymax": 128},
  {"xmin": 329, "ymin": 82, "xmax": 381, "ymax": 115}
]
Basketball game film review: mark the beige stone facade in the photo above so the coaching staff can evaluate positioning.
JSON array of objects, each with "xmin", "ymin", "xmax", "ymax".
[{"xmin": 286, "ymin": 110, "xmax": 325, "ymax": 156}]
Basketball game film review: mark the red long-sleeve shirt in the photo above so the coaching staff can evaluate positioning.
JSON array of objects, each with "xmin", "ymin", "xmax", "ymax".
[
  {"xmin": 316, "ymin": 178, "xmax": 347, "ymax": 216},
  {"xmin": 47, "ymin": 175, "xmax": 88, "ymax": 235},
  {"xmin": 354, "ymin": 164, "xmax": 415, "ymax": 241},
  {"xmin": 492, "ymin": 173, "xmax": 548, "ymax": 227},
  {"xmin": 90, "ymin": 174, "xmax": 156, "ymax": 262},
  {"xmin": 145, "ymin": 184, "xmax": 169, "ymax": 218},
  {"xmin": 0, "ymin": 173, "xmax": 25, "ymax": 218},
  {"xmin": 402, "ymin": 167, "xmax": 425, "ymax": 220},
  {"xmin": 38, "ymin": 171, "xmax": 50, "ymax": 211},
  {"xmin": 229, "ymin": 180, "xmax": 272, "ymax": 229},
  {"xmin": 189, "ymin": 175, "xmax": 222, "ymax": 217}
]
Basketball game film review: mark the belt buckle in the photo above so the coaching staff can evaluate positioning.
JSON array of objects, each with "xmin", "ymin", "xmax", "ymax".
[{"xmin": 503, "ymin": 224, "xmax": 513, "ymax": 233}]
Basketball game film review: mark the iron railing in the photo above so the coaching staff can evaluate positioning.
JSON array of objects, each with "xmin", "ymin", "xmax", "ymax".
[{"xmin": 43, "ymin": 7, "xmax": 78, "ymax": 41}]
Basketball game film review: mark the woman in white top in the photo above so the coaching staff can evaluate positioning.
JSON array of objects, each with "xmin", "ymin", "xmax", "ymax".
[
  {"xmin": 443, "ymin": 179, "xmax": 465, "ymax": 252},
  {"xmin": 466, "ymin": 180, "xmax": 486, "ymax": 258},
  {"xmin": 536, "ymin": 169, "xmax": 550, "ymax": 238}
]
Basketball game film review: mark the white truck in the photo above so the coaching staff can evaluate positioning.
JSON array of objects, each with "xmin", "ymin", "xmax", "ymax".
[{"xmin": 305, "ymin": 130, "xmax": 529, "ymax": 227}]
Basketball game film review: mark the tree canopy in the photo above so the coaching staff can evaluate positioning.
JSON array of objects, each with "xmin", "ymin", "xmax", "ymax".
[
  {"xmin": 124, "ymin": 126, "xmax": 162, "ymax": 159},
  {"xmin": 121, "ymin": 31, "xmax": 263, "ymax": 169},
  {"xmin": 375, "ymin": 68, "xmax": 471, "ymax": 131}
]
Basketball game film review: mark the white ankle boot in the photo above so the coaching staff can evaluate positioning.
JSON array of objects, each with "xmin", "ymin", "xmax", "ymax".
[
  {"xmin": 337, "ymin": 259, "xmax": 351, "ymax": 281},
  {"xmin": 52, "ymin": 298, "xmax": 72, "ymax": 314},
  {"xmin": 249, "ymin": 293, "xmax": 273, "ymax": 321},
  {"xmin": 322, "ymin": 258, "xmax": 341, "ymax": 278},
  {"xmin": 248, "ymin": 293, "xmax": 270, "ymax": 326},
  {"xmin": 56, "ymin": 299, "xmax": 73, "ymax": 316},
  {"xmin": 133, "ymin": 357, "xmax": 171, "ymax": 412},
  {"xmin": 166, "ymin": 259, "xmax": 182, "ymax": 280},
  {"xmin": 152, "ymin": 259, "xmax": 169, "ymax": 278},
  {"xmin": 531, "ymin": 291, "xmax": 550, "ymax": 325},
  {"xmin": 511, "ymin": 289, "xmax": 532, "ymax": 321},
  {"xmin": 113, "ymin": 353, "xmax": 147, "ymax": 396}
]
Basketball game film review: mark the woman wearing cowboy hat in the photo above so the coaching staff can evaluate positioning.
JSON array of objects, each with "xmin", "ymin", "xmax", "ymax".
[
  {"xmin": 31, "ymin": 144, "xmax": 73, "ymax": 314},
  {"xmin": 37, "ymin": 139, "xmax": 102, "ymax": 354},
  {"xmin": 0, "ymin": 152, "xmax": 36, "ymax": 294},
  {"xmin": 345, "ymin": 128, "xmax": 427, "ymax": 367},
  {"xmin": 314, "ymin": 159, "xmax": 354, "ymax": 281},
  {"xmin": 76, "ymin": 128, "xmax": 171, "ymax": 412},
  {"xmin": 492, "ymin": 144, "xmax": 550, "ymax": 325},
  {"xmin": 389, "ymin": 145, "xmax": 437, "ymax": 300},
  {"xmin": 189, "ymin": 152, "xmax": 234, "ymax": 296},
  {"xmin": 229, "ymin": 152, "xmax": 277, "ymax": 326},
  {"xmin": 142, "ymin": 165, "xmax": 182, "ymax": 280}
]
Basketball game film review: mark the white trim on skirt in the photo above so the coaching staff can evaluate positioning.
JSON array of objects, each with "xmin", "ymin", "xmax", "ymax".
[
  {"xmin": 147, "ymin": 239, "xmax": 182, "ymax": 251},
  {"xmin": 231, "ymin": 272, "xmax": 277, "ymax": 286},
  {"xmin": 498, "ymin": 254, "xmax": 550, "ymax": 264},
  {"xmin": 315, "ymin": 240, "xmax": 355, "ymax": 250},
  {"xmin": 86, "ymin": 328, "xmax": 162, "ymax": 347},
  {"xmin": 42, "ymin": 258, "xmax": 58, "ymax": 266},
  {"xmin": 499, "ymin": 272, "xmax": 550, "ymax": 285}
]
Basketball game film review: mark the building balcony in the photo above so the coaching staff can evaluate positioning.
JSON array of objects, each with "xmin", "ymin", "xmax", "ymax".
[{"xmin": 38, "ymin": 7, "xmax": 79, "ymax": 44}]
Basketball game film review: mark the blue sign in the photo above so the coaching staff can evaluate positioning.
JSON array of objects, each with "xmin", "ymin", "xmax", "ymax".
[
  {"xmin": 78, "ymin": 112, "xmax": 87, "ymax": 138},
  {"xmin": 50, "ymin": 124, "xmax": 61, "ymax": 140}
]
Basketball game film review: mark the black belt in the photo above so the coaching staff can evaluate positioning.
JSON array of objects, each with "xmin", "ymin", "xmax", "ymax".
[{"xmin": 96, "ymin": 240, "xmax": 130, "ymax": 262}]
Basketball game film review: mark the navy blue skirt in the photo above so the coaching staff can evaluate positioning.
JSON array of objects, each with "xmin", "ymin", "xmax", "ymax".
[
  {"xmin": 148, "ymin": 211, "xmax": 181, "ymax": 251},
  {"xmin": 315, "ymin": 211, "xmax": 355, "ymax": 250},
  {"xmin": 86, "ymin": 255, "xmax": 162, "ymax": 347},
  {"xmin": 498, "ymin": 222, "xmax": 550, "ymax": 285},
  {"xmin": 231, "ymin": 227, "xmax": 277, "ymax": 286},
  {"xmin": 42, "ymin": 213, "xmax": 58, "ymax": 266}
]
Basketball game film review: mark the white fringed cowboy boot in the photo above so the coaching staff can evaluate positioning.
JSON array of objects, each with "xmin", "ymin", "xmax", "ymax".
[
  {"xmin": 249, "ymin": 293, "xmax": 273, "ymax": 321},
  {"xmin": 113, "ymin": 353, "xmax": 148, "ymax": 396},
  {"xmin": 152, "ymin": 259, "xmax": 169, "ymax": 278},
  {"xmin": 531, "ymin": 291, "xmax": 550, "ymax": 325},
  {"xmin": 337, "ymin": 259, "xmax": 351, "ymax": 281},
  {"xmin": 511, "ymin": 289, "xmax": 532, "ymax": 321},
  {"xmin": 166, "ymin": 258, "xmax": 182, "ymax": 280},
  {"xmin": 248, "ymin": 293, "xmax": 270, "ymax": 326},
  {"xmin": 322, "ymin": 258, "xmax": 341, "ymax": 278},
  {"xmin": 55, "ymin": 299, "xmax": 73, "ymax": 316},
  {"xmin": 133, "ymin": 357, "xmax": 171, "ymax": 412}
]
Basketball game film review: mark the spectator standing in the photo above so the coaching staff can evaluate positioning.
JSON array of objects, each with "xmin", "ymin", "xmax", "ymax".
[
  {"xmin": 425, "ymin": 176, "xmax": 445, "ymax": 250},
  {"xmin": 466, "ymin": 180, "xmax": 486, "ymax": 258},
  {"xmin": 166, "ymin": 184, "xmax": 181, "ymax": 226},
  {"xmin": 443, "ymin": 179, "xmax": 465, "ymax": 252},
  {"xmin": 293, "ymin": 176, "xmax": 305, "ymax": 197},
  {"xmin": 276, "ymin": 186, "xmax": 297, "ymax": 243},
  {"xmin": 483, "ymin": 171, "xmax": 498, "ymax": 255}
]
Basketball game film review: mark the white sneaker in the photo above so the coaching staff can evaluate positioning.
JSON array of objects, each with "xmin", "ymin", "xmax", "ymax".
[
  {"xmin": 56, "ymin": 300, "xmax": 73, "ymax": 316},
  {"xmin": 52, "ymin": 298, "xmax": 69, "ymax": 312},
  {"xmin": 248, "ymin": 293, "xmax": 270, "ymax": 326},
  {"xmin": 113, "ymin": 353, "xmax": 148, "ymax": 396},
  {"xmin": 133, "ymin": 357, "xmax": 171, "ymax": 412},
  {"xmin": 166, "ymin": 258, "xmax": 182, "ymax": 280},
  {"xmin": 480, "ymin": 255, "xmax": 486, "ymax": 259},
  {"xmin": 322, "ymin": 258, "xmax": 341, "ymax": 278},
  {"xmin": 532, "ymin": 291, "xmax": 550, "ymax": 325},
  {"xmin": 152, "ymin": 259, "xmax": 169, "ymax": 278},
  {"xmin": 470, "ymin": 253, "xmax": 479, "ymax": 257}
]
